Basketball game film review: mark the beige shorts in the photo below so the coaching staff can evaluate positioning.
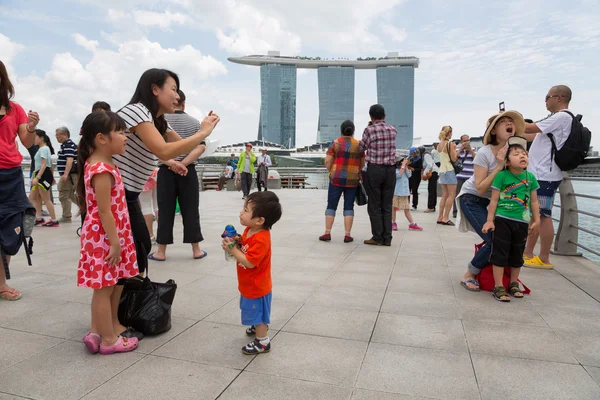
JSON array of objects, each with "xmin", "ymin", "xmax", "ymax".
[{"xmin": 393, "ymin": 196, "xmax": 410, "ymax": 210}]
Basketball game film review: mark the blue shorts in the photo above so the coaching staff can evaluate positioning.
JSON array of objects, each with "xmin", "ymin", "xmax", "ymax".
[
  {"xmin": 240, "ymin": 292, "xmax": 272, "ymax": 326},
  {"xmin": 439, "ymin": 170, "xmax": 457, "ymax": 185},
  {"xmin": 537, "ymin": 180, "xmax": 562, "ymax": 218}
]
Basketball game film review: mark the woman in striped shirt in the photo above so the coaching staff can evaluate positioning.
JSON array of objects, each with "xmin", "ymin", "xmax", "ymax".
[{"xmin": 111, "ymin": 69, "xmax": 219, "ymax": 337}]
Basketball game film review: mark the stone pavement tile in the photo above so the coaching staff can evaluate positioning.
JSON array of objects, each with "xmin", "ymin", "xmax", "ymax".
[
  {"xmin": 392, "ymin": 263, "xmax": 450, "ymax": 280},
  {"xmin": 387, "ymin": 275, "xmax": 454, "ymax": 296},
  {"xmin": 283, "ymin": 304, "xmax": 378, "ymax": 341},
  {"xmin": 27, "ymin": 277, "xmax": 90, "ymax": 302},
  {"xmin": 209, "ymin": 264, "xmax": 239, "ymax": 278},
  {"xmin": 381, "ymin": 292, "xmax": 460, "ymax": 319},
  {"xmin": 135, "ymin": 317, "xmax": 198, "ymax": 354},
  {"xmin": 170, "ymin": 290, "xmax": 234, "ymax": 321},
  {"xmin": 0, "ymin": 393, "xmax": 31, "ymax": 399},
  {"xmin": 180, "ymin": 274, "xmax": 239, "ymax": 297},
  {"xmin": 457, "ymin": 298, "xmax": 547, "ymax": 326},
  {"xmin": 81, "ymin": 355, "xmax": 239, "ymax": 400},
  {"xmin": 356, "ymin": 342, "xmax": 479, "ymax": 400},
  {"xmin": 271, "ymin": 282, "xmax": 320, "ymax": 303},
  {"xmin": 351, "ymin": 388, "xmax": 428, "ymax": 399},
  {"xmin": 310, "ymin": 242, "xmax": 357, "ymax": 259},
  {"xmin": 350, "ymin": 248, "xmax": 400, "ymax": 263},
  {"xmin": 463, "ymin": 321, "xmax": 577, "ymax": 364},
  {"xmin": 324, "ymin": 271, "xmax": 390, "ymax": 290},
  {"xmin": 536, "ymin": 305, "xmax": 600, "ymax": 332},
  {"xmin": 584, "ymin": 366, "xmax": 600, "ymax": 386},
  {"xmin": 552, "ymin": 330, "xmax": 600, "ymax": 367},
  {"xmin": 274, "ymin": 268, "xmax": 333, "ymax": 285},
  {"xmin": 372, "ymin": 313, "xmax": 468, "ymax": 353},
  {"xmin": 0, "ymin": 340, "xmax": 143, "ymax": 400},
  {"xmin": 204, "ymin": 296, "xmax": 303, "ymax": 330},
  {"xmin": 0, "ymin": 291, "xmax": 68, "ymax": 325},
  {"xmin": 8, "ymin": 301, "xmax": 90, "ymax": 340},
  {"xmin": 152, "ymin": 321, "xmax": 257, "ymax": 369},
  {"xmin": 219, "ymin": 371, "xmax": 353, "ymax": 400},
  {"xmin": 273, "ymin": 246, "xmax": 313, "ymax": 258},
  {"xmin": 4, "ymin": 270, "xmax": 66, "ymax": 291},
  {"xmin": 473, "ymin": 354, "xmax": 600, "ymax": 400},
  {"xmin": 306, "ymin": 285, "xmax": 386, "ymax": 312},
  {"xmin": 291, "ymin": 256, "xmax": 345, "ymax": 271},
  {"xmin": 164, "ymin": 257, "xmax": 224, "ymax": 276},
  {"xmin": 0, "ymin": 327, "xmax": 64, "ymax": 372},
  {"xmin": 337, "ymin": 259, "xmax": 394, "ymax": 274},
  {"xmin": 246, "ymin": 332, "xmax": 368, "ymax": 387}
]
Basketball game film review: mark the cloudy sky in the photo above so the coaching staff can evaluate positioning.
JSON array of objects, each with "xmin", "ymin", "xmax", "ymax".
[{"xmin": 1, "ymin": 0, "xmax": 599, "ymax": 152}]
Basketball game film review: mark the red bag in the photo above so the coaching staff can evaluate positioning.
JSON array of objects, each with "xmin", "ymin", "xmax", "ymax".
[{"xmin": 473, "ymin": 242, "xmax": 531, "ymax": 294}]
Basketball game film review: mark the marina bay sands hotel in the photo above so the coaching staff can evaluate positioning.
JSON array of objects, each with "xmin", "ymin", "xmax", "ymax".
[{"xmin": 228, "ymin": 52, "xmax": 420, "ymax": 149}]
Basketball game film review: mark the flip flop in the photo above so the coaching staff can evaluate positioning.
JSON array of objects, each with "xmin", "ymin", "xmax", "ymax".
[
  {"xmin": 194, "ymin": 250, "xmax": 208, "ymax": 260},
  {"xmin": 460, "ymin": 279, "xmax": 481, "ymax": 292},
  {"xmin": 0, "ymin": 288, "xmax": 22, "ymax": 301},
  {"xmin": 441, "ymin": 220, "xmax": 455, "ymax": 226},
  {"xmin": 148, "ymin": 253, "xmax": 166, "ymax": 262}
]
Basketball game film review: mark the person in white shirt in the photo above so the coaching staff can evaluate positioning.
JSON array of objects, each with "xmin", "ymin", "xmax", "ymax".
[
  {"xmin": 423, "ymin": 143, "xmax": 440, "ymax": 213},
  {"xmin": 256, "ymin": 148, "xmax": 272, "ymax": 191},
  {"xmin": 522, "ymin": 85, "xmax": 573, "ymax": 270}
]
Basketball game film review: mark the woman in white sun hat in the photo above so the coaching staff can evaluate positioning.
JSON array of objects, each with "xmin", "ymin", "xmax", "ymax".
[{"xmin": 455, "ymin": 110, "xmax": 525, "ymax": 292}]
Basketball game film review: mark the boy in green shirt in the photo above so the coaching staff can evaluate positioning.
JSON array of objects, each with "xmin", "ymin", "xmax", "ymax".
[{"xmin": 483, "ymin": 137, "xmax": 540, "ymax": 302}]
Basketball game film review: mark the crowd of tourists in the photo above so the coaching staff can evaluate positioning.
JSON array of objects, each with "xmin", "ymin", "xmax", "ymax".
[
  {"xmin": 0, "ymin": 57, "xmax": 583, "ymax": 355},
  {"xmin": 320, "ymin": 85, "xmax": 580, "ymax": 304}
]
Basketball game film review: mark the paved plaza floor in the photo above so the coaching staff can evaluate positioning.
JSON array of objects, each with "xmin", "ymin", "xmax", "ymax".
[{"xmin": 2, "ymin": 190, "xmax": 600, "ymax": 399}]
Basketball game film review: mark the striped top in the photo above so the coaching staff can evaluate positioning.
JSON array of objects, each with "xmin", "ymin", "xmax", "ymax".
[
  {"xmin": 456, "ymin": 147, "xmax": 476, "ymax": 180},
  {"xmin": 163, "ymin": 111, "xmax": 202, "ymax": 163},
  {"xmin": 113, "ymin": 103, "xmax": 171, "ymax": 193},
  {"xmin": 57, "ymin": 139, "xmax": 78, "ymax": 176}
]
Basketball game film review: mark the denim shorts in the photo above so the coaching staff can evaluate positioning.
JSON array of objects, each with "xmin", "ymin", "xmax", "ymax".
[
  {"xmin": 240, "ymin": 292, "xmax": 272, "ymax": 326},
  {"xmin": 439, "ymin": 170, "xmax": 457, "ymax": 185},
  {"xmin": 537, "ymin": 180, "xmax": 561, "ymax": 218}
]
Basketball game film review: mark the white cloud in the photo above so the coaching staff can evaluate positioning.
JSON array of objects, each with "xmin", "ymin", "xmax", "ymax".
[
  {"xmin": 72, "ymin": 33, "xmax": 99, "ymax": 52},
  {"xmin": 0, "ymin": 33, "xmax": 25, "ymax": 64},
  {"xmin": 132, "ymin": 10, "xmax": 191, "ymax": 30},
  {"xmin": 5, "ymin": 33, "xmax": 228, "ymax": 153},
  {"xmin": 381, "ymin": 24, "xmax": 407, "ymax": 43}
]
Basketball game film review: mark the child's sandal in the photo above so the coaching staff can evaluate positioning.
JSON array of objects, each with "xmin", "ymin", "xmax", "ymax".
[
  {"xmin": 492, "ymin": 286, "xmax": 511, "ymax": 302},
  {"xmin": 508, "ymin": 281, "xmax": 524, "ymax": 298}
]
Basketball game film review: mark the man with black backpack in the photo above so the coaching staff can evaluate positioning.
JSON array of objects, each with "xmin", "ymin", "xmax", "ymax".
[{"xmin": 522, "ymin": 85, "xmax": 591, "ymax": 269}]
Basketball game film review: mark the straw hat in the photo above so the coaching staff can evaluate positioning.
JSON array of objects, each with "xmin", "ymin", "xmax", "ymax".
[{"xmin": 483, "ymin": 110, "xmax": 525, "ymax": 145}]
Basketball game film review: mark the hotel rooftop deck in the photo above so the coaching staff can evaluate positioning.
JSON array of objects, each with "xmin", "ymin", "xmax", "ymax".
[{"xmin": 1, "ymin": 190, "xmax": 600, "ymax": 400}]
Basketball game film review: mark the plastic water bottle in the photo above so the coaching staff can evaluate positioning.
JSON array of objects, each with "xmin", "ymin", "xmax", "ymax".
[{"xmin": 221, "ymin": 224, "xmax": 238, "ymax": 261}]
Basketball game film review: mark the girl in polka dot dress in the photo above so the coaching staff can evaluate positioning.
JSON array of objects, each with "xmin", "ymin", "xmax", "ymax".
[{"xmin": 76, "ymin": 112, "xmax": 139, "ymax": 355}]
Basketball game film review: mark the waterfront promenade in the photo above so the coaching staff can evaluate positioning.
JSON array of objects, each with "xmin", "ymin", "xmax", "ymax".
[{"xmin": 2, "ymin": 190, "xmax": 600, "ymax": 399}]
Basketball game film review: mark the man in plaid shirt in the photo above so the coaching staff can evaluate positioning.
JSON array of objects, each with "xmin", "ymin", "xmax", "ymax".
[{"xmin": 359, "ymin": 104, "xmax": 397, "ymax": 246}]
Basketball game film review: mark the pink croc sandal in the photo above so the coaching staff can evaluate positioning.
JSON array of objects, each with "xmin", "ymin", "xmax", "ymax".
[
  {"xmin": 82, "ymin": 332, "xmax": 101, "ymax": 354},
  {"xmin": 99, "ymin": 336, "xmax": 138, "ymax": 355}
]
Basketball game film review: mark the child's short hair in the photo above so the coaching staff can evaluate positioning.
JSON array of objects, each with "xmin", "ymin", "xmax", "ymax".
[{"xmin": 246, "ymin": 191, "xmax": 282, "ymax": 230}]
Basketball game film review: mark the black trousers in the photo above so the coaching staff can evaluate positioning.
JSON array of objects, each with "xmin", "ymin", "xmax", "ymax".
[
  {"xmin": 428, "ymin": 172, "xmax": 439, "ymax": 210},
  {"xmin": 364, "ymin": 165, "xmax": 395, "ymax": 244},
  {"xmin": 256, "ymin": 167, "xmax": 268, "ymax": 191},
  {"xmin": 157, "ymin": 165, "xmax": 203, "ymax": 244},
  {"xmin": 241, "ymin": 172, "xmax": 253, "ymax": 196},
  {"xmin": 125, "ymin": 190, "xmax": 151, "ymax": 275},
  {"xmin": 409, "ymin": 168, "xmax": 422, "ymax": 208}
]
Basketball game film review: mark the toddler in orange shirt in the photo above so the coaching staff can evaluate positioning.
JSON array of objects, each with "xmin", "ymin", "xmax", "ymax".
[{"xmin": 222, "ymin": 191, "xmax": 282, "ymax": 354}]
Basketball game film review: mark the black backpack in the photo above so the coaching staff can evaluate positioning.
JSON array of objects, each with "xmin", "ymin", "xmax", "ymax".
[{"xmin": 549, "ymin": 111, "xmax": 592, "ymax": 171}]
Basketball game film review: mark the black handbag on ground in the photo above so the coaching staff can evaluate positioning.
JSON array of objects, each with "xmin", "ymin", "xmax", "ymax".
[
  {"xmin": 118, "ymin": 272, "xmax": 177, "ymax": 336},
  {"xmin": 355, "ymin": 181, "xmax": 368, "ymax": 206}
]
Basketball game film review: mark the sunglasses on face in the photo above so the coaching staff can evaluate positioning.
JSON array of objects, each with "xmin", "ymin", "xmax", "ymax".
[{"xmin": 545, "ymin": 95, "xmax": 563, "ymax": 101}]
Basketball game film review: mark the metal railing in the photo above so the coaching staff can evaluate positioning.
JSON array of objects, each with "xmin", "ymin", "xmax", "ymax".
[{"xmin": 552, "ymin": 158, "xmax": 600, "ymax": 259}]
